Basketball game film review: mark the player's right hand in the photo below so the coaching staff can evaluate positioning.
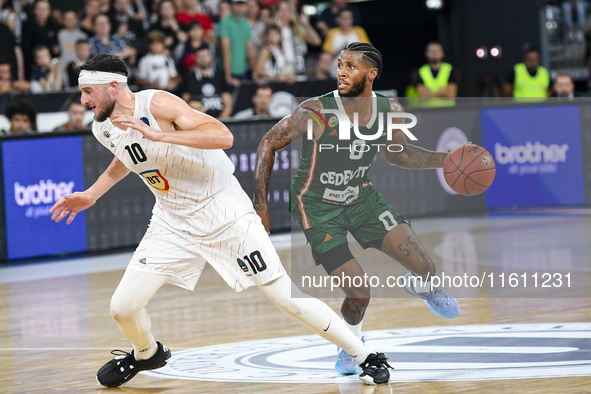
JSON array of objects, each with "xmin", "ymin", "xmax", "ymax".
[
  {"xmin": 255, "ymin": 209, "xmax": 271, "ymax": 234},
  {"xmin": 49, "ymin": 192, "xmax": 96, "ymax": 225}
]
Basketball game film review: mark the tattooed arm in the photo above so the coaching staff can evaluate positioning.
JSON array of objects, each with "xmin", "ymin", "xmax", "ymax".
[
  {"xmin": 254, "ymin": 98, "xmax": 325, "ymax": 233},
  {"xmin": 384, "ymin": 98, "xmax": 448, "ymax": 169}
]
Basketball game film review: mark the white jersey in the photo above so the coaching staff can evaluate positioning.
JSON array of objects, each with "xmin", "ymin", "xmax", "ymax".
[{"xmin": 92, "ymin": 89, "xmax": 253, "ymax": 232}]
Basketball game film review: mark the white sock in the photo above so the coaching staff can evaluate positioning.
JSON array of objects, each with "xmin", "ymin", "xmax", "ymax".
[
  {"xmin": 344, "ymin": 318, "xmax": 363, "ymax": 339},
  {"xmin": 347, "ymin": 341, "xmax": 373, "ymax": 366},
  {"xmin": 134, "ymin": 339, "xmax": 158, "ymax": 360}
]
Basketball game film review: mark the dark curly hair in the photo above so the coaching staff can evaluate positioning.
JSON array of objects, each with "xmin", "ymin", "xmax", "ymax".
[
  {"xmin": 342, "ymin": 42, "xmax": 383, "ymax": 79},
  {"xmin": 5, "ymin": 100, "xmax": 37, "ymax": 123},
  {"xmin": 77, "ymin": 54, "xmax": 129, "ymax": 77}
]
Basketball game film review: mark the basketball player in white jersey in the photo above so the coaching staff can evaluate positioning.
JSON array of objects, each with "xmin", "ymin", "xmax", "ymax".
[{"xmin": 48, "ymin": 54, "xmax": 391, "ymax": 387}]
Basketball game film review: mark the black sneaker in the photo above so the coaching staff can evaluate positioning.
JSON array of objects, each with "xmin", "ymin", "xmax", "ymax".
[
  {"xmin": 358, "ymin": 352, "xmax": 392, "ymax": 385},
  {"xmin": 96, "ymin": 342, "xmax": 171, "ymax": 387}
]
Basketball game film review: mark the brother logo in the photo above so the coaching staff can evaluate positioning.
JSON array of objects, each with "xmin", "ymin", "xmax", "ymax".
[
  {"xmin": 14, "ymin": 180, "xmax": 75, "ymax": 206},
  {"xmin": 495, "ymin": 142, "xmax": 569, "ymax": 165}
]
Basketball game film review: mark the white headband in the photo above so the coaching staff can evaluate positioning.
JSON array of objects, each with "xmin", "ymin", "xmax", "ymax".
[{"xmin": 78, "ymin": 70, "xmax": 128, "ymax": 85}]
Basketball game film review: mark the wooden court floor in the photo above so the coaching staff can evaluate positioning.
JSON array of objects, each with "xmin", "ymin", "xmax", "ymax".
[{"xmin": 1, "ymin": 215, "xmax": 590, "ymax": 393}]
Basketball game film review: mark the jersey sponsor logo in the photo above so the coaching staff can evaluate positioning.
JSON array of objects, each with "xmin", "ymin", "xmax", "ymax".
[
  {"xmin": 143, "ymin": 323, "xmax": 591, "ymax": 383},
  {"xmin": 319, "ymin": 166, "xmax": 370, "ymax": 186},
  {"xmin": 140, "ymin": 117, "xmax": 150, "ymax": 126},
  {"xmin": 322, "ymin": 186, "xmax": 359, "ymax": 203},
  {"xmin": 140, "ymin": 169, "xmax": 170, "ymax": 193},
  {"xmin": 328, "ymin": 116, "xmax": 338, "ymax": 128},
  {"xmin": 103, "ymin": 131, "xmax": 110, "ymax": 138}
]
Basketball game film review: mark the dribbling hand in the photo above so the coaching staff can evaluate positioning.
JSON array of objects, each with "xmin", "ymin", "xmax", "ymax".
[{"xmin": 49, "ymin": 192, "xmax": 96, "ymax": 225}]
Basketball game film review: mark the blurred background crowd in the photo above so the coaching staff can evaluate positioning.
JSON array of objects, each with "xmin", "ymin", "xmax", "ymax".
[{"xmin": 0, "ymin": 0, "xmax": 589, "ymax": 134}]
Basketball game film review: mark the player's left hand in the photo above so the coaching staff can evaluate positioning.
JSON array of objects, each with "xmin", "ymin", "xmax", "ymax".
[{"xmin": 112, "ymin": 114, "xmax": 160, "ymax": 142}]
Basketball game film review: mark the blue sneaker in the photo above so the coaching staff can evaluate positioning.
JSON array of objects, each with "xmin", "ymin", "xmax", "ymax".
[
  {"xmin": 402, "ymin": 272, "xmax": 460, "ymax": 318},
  {"xmin": 335, "ymin": 336, "xmax": 364, "ymax": 375}
]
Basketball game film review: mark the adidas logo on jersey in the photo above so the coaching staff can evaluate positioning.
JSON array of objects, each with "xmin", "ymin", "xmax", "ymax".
[
  {"xmin": 324, "ymin": 234, "xmax": 333, "ymax": 242},
  {"xmin": 330, "ymin": 130, "xmax": 338, "ymax": 136}
]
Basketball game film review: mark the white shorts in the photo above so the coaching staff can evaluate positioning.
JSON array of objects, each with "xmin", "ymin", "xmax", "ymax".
[{"xmin": 127, "ymin": 210, "xmax": 286, "ymax": 292}]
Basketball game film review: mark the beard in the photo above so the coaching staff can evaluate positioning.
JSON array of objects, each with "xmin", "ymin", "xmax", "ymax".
[
  {"xmin": 339, "ymin": 73, "xmax": 367, "ymax": 97},
  {"xmin": 95, "ymin": 97, "xmax": 116, "ymax": 122}
]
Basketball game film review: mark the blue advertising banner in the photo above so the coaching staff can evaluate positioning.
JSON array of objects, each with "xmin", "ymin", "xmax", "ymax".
[
  {"xmin": 2, "ymin": 137, "xmax": 87, "ymax": 259},
  {"xmin": 481, "ymin": 105, "xmax": 584, "ymax": 208}
]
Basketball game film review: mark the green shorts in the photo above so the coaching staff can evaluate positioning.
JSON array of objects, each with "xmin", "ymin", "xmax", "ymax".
[{"xmin": 301, "ymin": 188, "xmax": 410, "ymax": 265}]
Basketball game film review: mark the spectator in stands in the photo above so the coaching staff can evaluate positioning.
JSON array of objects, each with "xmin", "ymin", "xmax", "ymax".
[
  {"xmin": 1, "ymin": 100, "xmax": 37, "ymax": 135},
  {"xmin": 201, "ymin": 0, "xmax": 222, "ymax": 17},
  {"xmin": 181, "ymin": 46, "xmax": 233, "ymax": 118},
  {"xmin": 58, "ymin": 10, "xmax": 87, "ymax": 86},
  {"xmin": 151, "ymin": 0, "xmax": 185, "ymax": 54},
  {"xmin": 233, "ymin": 84, "xmax": 273, "ymax": 119},
  {"xmin": 176, "ymin": 0, "xmax": 214, "ymax": 43},
  {"xmin": 316, "ymin": 0, "xmax": 361, "ymax": 38},
  {"xmin": 66, "ymin": 39, "xmax": 91, "ymax": 87},
  {"xmin": 256, "ymin": 24, "xmax": 294, "ymax": 83},
  {"xmin": 274, "ymin": 0, "xmax": 321, "ymax": 76},
  {"xmin": 136, "ymin": 30, "xmax": 181, "ymax": 91},
  {"xmin": 219, "ymin": 1, "xmax": 232, "ymax": 20},
  {"xmin": 98, "ymin": 0, "xmax": 110, "ymax": 14},
  {"xmin": 176, "ymin": 20, "xmax": 213, "ymax": 73},
  {"xmin": 552, "ymin": 73, "xmax": 578, "ymax": 99},
  {"xmin": 0, "ymin": 57, "xmax": 30, "ymax": 93},
  {"xmin": 108, "ymin": 0, "xmax": 146, "ymax": 42},
  {"xmin": 89, "ymin": 14, "xmax": 137, "ymax": 63},
  {"xmin": 0, "ymin": 17, "xmax": 22, "ymax": 81},
  {"xmin": 322, "ymin": 7, "xmax": 370, "ymax": 75},
  {"xmin": 80, "ymin": 0, "xmax": 101, "ymax": 36},
  {"xmin": 53, "ymin": 97, "xmax": 88, "ymax": 131},
  {"xmin": 219, "ymin": 0, "xmax": 257, "ymax": 87},
  {"xmin": 246, "ymin": 0, "xmax": 266, "ymax": 56},
  {"xmin": 417, "ymin": 42, "xmax": 458, "ymax": 105},
  {"xmin": 503, "ymin": 48, "xmax": 550, "ymax": 98},
  {"xmin": 563, "ymin": 0, "xmax": 589, "ymax": 42},
  {"xmin": 1, "ymin": 0, "xmax": 17, "ymax": 33},
  {"xmin": 260, "ymin": 6, "xmax": 271, "ymax": 25},
  {"xmin": 308, "ymin": 51, "xmax": 334, "ymax": 80},
  {"xmin": 30, "ymin": 45, "xmax": 61, "ymax": 92},
  {"xmin": 21, "ymin": 0, "xmax": 61, "ymax": 79}
]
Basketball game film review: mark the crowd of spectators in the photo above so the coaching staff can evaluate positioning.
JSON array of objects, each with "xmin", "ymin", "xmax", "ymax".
[
  {"xmin": 0, "ymin": 0, "xmax": 587, "ymax": 135},
  {"xmin": 0, "ymin": 0, "xmax": 367, "ymax": 134}
]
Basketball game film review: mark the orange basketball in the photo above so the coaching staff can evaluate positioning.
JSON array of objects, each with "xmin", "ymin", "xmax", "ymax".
[{"xmin": 443, "ymin": 144, "xmax": 496, "ymax": 196}]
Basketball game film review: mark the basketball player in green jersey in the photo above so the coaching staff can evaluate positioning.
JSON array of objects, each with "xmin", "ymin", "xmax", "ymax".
[{"xmin": 254, "ymin": 42, "xmax": 460, "ymax": 375}]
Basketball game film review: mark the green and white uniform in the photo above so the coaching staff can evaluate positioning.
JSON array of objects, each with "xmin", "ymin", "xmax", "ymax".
[{"xmin": 290, "ymin": 90, "xmax": 409, "ymax": 262}]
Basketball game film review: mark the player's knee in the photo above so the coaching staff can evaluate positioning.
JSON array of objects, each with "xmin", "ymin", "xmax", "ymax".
[{"xmin": 110, "ymin": 296, "xmax": 140, "ymax": 322}]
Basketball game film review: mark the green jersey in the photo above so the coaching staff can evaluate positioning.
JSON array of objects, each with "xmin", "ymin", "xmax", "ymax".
[{"xmin": 290, "ymin": 90, "xmax": 392, "ymax": 229}]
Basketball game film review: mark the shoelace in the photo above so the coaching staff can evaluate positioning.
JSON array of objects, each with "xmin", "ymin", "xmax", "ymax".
[
  {"xmin": 110, "ymin": 350, "xmax": 135, "ymax": 372},
  {"xmin": 362, "ymin": 353, "xmax": 393, "ymax": 371}
]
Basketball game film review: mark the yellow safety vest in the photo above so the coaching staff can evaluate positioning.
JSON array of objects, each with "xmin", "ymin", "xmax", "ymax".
[
  {"xmin": 418, "ymin": 63, "xmax": 455, "ymax": 107},
  {"xmin": 404, "ymin": 84, "xmax": 421, "ymax": 107},
  {"xmin": 513, "ymin": 63, "xmax": 550, "ymax": 99}
]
